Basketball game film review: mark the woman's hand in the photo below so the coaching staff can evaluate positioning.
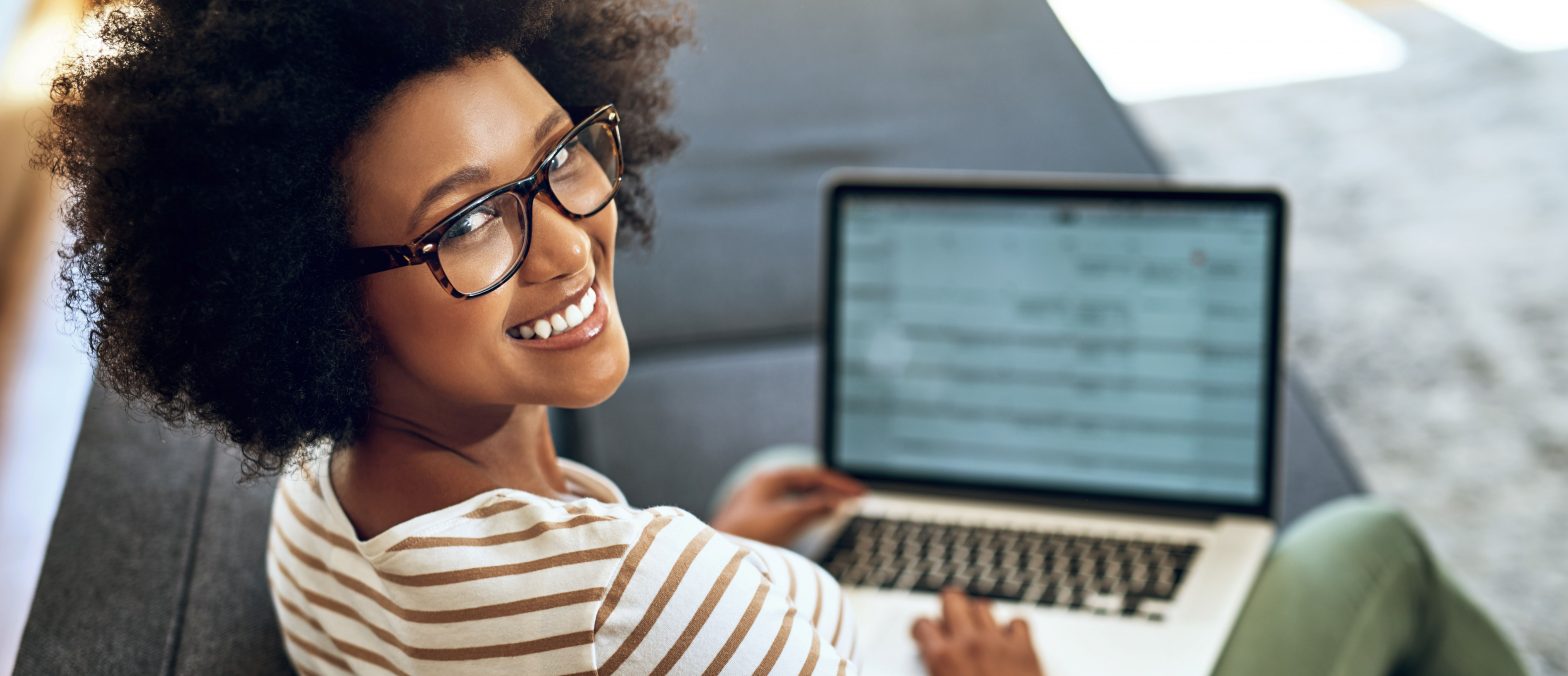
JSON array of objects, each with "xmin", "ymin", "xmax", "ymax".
[
  {"xmin": 912, "ymin": 588, "xmax": 1046, "ymax": 676},
  {"xmin": 708, "ymin": 467, "xmax": 866, "ymax": 546}
]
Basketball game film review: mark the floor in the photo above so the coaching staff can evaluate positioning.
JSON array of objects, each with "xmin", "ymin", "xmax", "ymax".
[
  {"xmin": 1050, "ymin": 0, "xmax": 1408, "ymax": 102},
  {"xmin": 0, "ymin": 212, "xmax": 94, "ymax": 674},
  {"xmin": 1126, "ymin": 4, "xmax": 1568, "ymax": 673}
]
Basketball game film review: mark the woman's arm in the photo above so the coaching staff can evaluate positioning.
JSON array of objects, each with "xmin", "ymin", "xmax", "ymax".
[
  {"xmin": 708, "ymin": 466, "xmax": 866, "ymax": 546},
  {"xmin": 593, "ymin": 508, "xmax": 857, "ymax": 674}
]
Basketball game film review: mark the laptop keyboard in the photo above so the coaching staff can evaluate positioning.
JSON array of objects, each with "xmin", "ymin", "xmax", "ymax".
[{"xmin": 818, "ymin": 515, "xmax": 1201, "ymax": 622}]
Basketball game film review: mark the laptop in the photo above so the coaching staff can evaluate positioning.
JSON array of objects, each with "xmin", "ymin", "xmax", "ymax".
[{"xmin": 810, "ymin": 169, "xmax": 1287, "ymax": 675}]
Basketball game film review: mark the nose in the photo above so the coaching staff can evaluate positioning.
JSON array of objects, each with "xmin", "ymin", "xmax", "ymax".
[{"xmin": 516, "ymin": 199, "xmax": 590, "ymax": 285}]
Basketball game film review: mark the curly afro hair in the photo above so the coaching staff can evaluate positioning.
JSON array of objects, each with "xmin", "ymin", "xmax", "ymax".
[{"xmin": 36, "ymin": 0, "xmax": 691, "ymax": 477}]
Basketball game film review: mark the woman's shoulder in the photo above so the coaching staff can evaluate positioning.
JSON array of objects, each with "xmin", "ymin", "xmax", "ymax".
[
  {"xmin": 271, "ymin": 466, "xmax": 859, "ymax": 673},
  {"xmin": 272, "ymin": 447, "xmax": 660, "ymax": 561},
  {"xmin": 268, "ymin": 464, "xmax": 720, "ymax": 674}
]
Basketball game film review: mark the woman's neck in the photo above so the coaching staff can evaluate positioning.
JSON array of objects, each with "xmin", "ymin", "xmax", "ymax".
[
  {"xmin": 358, "ymin": 389, "xmax": 571, "ymax": 501},
  {"xmin": 331, "ymin": 401, "xmax": 571, "ymax": 541}
]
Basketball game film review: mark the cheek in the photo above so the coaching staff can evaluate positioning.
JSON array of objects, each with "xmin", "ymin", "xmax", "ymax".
[
  {"xmin": 594, "ymin": 202, "xmax": 618, "ymax": 257},
  {"xmin": 363, "ymin": 271, "xmax": 505, "ymax": 381}
]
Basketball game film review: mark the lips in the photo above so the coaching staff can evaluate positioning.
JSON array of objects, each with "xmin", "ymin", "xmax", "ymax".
[{"xmin": 506, "ymin": 284, "xmax": 598, "ymax": 341}]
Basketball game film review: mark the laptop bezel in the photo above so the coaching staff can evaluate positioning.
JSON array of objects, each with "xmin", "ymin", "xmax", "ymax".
[{"xmin": 819, "ymin": 169, "xmax": 1287, "ymax": 521}]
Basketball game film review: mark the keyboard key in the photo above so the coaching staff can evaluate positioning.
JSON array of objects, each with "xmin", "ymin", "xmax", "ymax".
[{"xmin": 818, "ymin": 515, "xmax": 1203, "ymax": 616}]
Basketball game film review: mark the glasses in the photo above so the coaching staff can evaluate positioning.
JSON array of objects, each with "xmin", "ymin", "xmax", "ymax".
[{"xmin": 341, "ymin": 104, "xmax": 623, "ymax": 298}]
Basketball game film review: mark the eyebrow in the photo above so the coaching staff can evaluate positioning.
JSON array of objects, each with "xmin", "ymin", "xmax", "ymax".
[
  {"xmin": 534, "ymin": 108, "xmax": 571, "ymax": 146},
  {"xmin": 403, "ymin": 109, "xmax": 574, "ymax": 237},
  {"xmin": 405, "ymin": 164, "xmax": 492, "ymax": 237}
]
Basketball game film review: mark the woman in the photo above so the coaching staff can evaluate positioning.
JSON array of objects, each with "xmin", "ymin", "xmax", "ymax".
[{"xmin": 37, "ymin": 1, "xmax": 1528, "ymax": 674}]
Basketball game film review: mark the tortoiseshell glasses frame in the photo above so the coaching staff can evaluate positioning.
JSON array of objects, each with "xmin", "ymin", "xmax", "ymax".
[{"xmin": 339, "ymin": 104, "xmax": 624, "ymax": 299}]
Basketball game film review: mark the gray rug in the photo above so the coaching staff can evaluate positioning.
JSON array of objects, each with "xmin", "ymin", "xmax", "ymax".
[{"xmin": 1130, "ymin": 5, "xmax": 1568, "ymax": 674}]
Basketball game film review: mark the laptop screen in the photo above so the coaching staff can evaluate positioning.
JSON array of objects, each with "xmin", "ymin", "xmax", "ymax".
[{"xmin": 827, "ymin": 184, "xmax": 1283, "ymax": 512}]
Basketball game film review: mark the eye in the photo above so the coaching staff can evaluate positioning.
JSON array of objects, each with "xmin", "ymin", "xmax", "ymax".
[
  {"xmin": 448, "ymin": 204, "xmax": 501, "ymax": 238},
  {"xmin": 547, "ymin": 146, "xmax": 571, "ymax": 173}
]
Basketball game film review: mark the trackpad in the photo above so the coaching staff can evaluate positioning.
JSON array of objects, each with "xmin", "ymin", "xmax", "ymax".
[
  {"xmin": 844, "ymin": 587, "xmax": 1210, "ymax": 676},
  {"xmin": 845, "ymin": 589, "xmax": 928, "ymax": 673}
]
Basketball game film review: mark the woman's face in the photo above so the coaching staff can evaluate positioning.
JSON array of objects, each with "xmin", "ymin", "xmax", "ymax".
[{"xmin": 340, "ymin": 53, "xmax": 629, "ymax": 410}]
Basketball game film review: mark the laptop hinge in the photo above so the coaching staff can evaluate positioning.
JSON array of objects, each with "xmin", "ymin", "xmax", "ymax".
[{"xmin": 864, "ymin": 477, "xmax": 1244, "ymax": 524}]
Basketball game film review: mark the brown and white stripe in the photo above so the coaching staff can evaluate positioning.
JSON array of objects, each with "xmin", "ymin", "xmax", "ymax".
[{"xmin": 267, "ymin": 453, "xmax": 859, "ymax": 675}]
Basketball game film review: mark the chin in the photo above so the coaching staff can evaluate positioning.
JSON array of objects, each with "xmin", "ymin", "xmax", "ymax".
[
  {"xmin": 550, "ymin": 371, "xmax": 627, "ymax": 408},
  {"xmin": 551, "ymin": 333, "xmax": 629, "ymax": 409}
]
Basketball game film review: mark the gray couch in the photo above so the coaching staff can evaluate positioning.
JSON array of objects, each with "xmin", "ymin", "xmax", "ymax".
[{"xmin": 16, "ymin": 0, "xmax": 1362, "ymax": 672}]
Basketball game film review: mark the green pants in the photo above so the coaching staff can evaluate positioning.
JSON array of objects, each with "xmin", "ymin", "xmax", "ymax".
[
  {"xmin": 1213, "ymin": 497, "xmax": 1528, "ymax": 676},
  {"xmin": 715, "ymin": 446, "xmax": 1530, "ymax": 676}
]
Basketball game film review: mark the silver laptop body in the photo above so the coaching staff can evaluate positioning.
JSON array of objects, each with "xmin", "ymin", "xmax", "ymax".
[{"xmin": 809, "ymin": 169, "xmax": 1287, "ymax": 676}]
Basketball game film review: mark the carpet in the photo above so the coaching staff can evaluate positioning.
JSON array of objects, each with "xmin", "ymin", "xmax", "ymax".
[{"xmin": 1131, "ymin": 4, "xmax": 1568, "ymax": 673}]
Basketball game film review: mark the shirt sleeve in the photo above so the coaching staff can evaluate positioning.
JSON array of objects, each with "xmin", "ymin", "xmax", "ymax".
[{"xmin": 592, "ymin": 507, "xmax": 859, "ymax": 675}]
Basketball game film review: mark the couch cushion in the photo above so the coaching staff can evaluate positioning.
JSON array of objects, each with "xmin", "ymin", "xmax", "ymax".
[{"xmin": 15, "ymin": 385, "xmax": 286, "ymax": 674}]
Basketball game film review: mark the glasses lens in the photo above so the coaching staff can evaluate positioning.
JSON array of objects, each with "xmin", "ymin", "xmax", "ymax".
[
  {"xmin": 545, "ymin": 121, "xmax": 620, "ymax": 216},
  {"xmin": 437, "ymin": 192, "xmax": 527, "ymax": 294}
]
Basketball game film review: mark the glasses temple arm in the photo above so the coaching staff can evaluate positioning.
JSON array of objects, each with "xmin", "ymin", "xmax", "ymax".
[{"xmin": 338, "ymin": 245, "xmax": 421, "ymax": 279}]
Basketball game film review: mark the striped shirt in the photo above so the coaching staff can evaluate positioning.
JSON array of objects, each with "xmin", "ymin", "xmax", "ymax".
[{"xmin": 267, "ymin": 451, "xmax": 860, "ymax": 675}]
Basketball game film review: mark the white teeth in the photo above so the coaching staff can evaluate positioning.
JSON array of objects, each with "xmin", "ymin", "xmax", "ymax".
[{"xmin": 514, "ymin": 287, "xmax": 598, "ymax": 341}]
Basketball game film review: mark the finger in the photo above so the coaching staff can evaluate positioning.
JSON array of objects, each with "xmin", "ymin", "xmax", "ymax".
[
  {"xmin": 911, "ymin": 617, "xmax": 948, "ymax": 663},
  {"xmin": 1003, "ymin": 617, "xmax": 1026, "ymax": 637},
  {"xmin": 786, "ymin": 493, "xmax": 841, "ymax": 515},
  {"xmin": 767, "ymin": 495, "xmax": 841, "ymax": 533},
  {"xmin": 940, "ymin": 587, "xmax": 976, "ymax": 636},
  {"xmin": 911, "ymin": 616, "xmax": 946, "ymax": 644},
  {"xmin": 815, "ymin": 469, "xmax": 869, "ymax": 495},
  {"xmin": 767, "ymin": 467, "xmax": 868, "ymax": 496},
  {"xmin": 973, "ymin": 598, "xmax": 999, "ymax": 631},
  {"xmin": 1007, "ymin": 618, "xmax": 1040, "ymax": 654}
]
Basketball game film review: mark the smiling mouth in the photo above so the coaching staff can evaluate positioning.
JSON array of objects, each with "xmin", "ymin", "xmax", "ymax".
[{"xmin": 505, "ymin": 283, "xmax": 600, "ymax": 341}]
